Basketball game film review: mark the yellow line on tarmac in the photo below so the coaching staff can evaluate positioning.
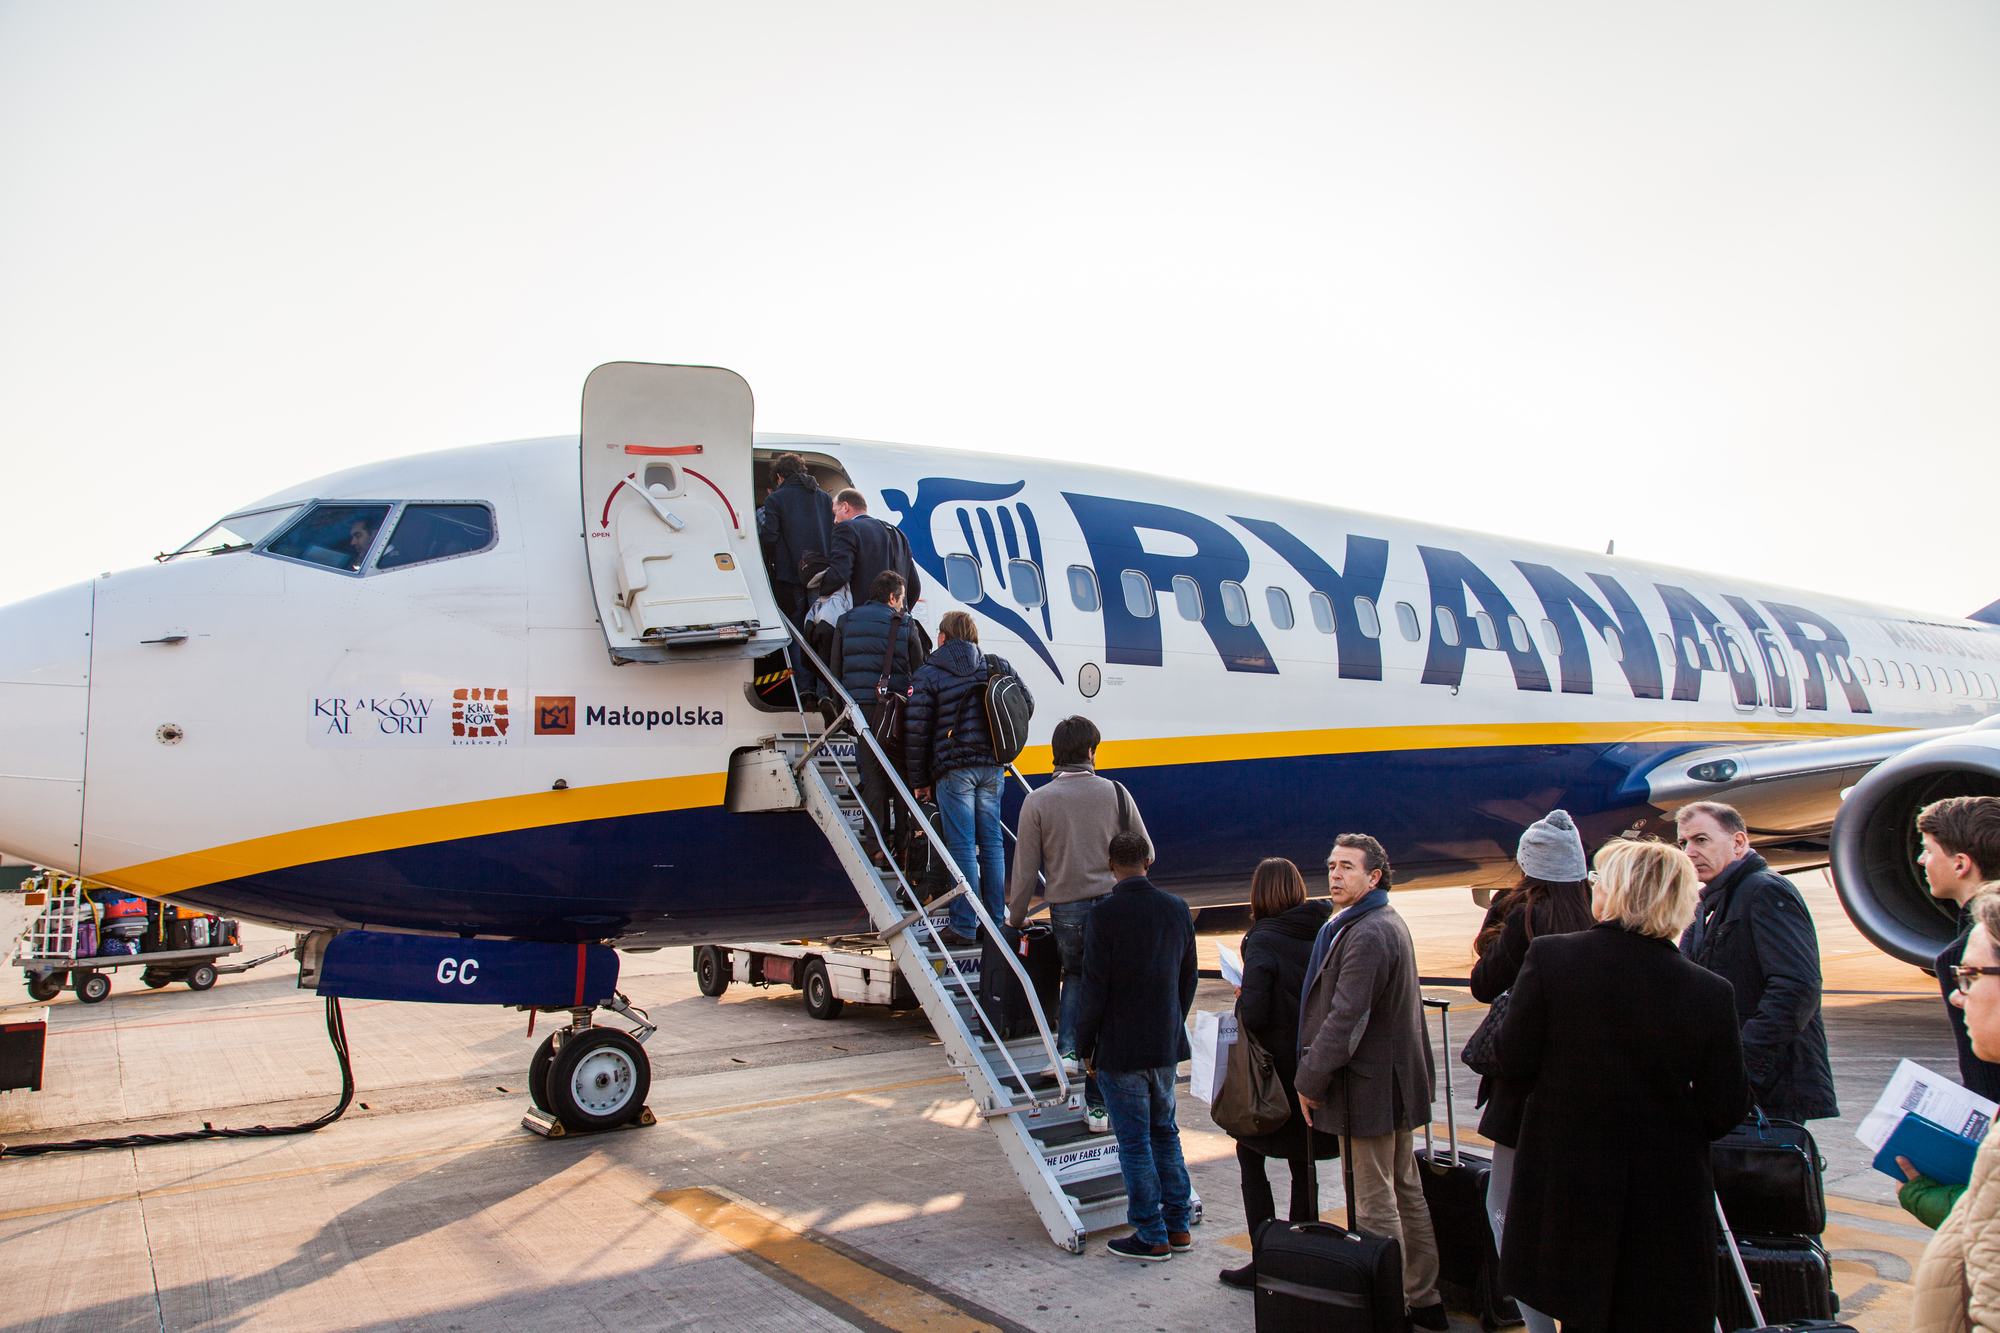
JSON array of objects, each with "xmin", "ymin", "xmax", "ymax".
[{"xmin": 655, "ymin": 1187, "xmax": 998, "ymax": 1333}]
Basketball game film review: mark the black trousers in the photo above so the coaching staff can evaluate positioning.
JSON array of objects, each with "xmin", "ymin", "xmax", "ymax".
[
  {"xmin": 857, "ymin": 728, "xmax": 893, "ymax": 855},
  {"xmin": 775, "ymin": 582, "xmax": 821, "ymax": 698},
  {"xmin": 1238, "ymin": 1140, "xmax": 1318, "ymax": 1233}
]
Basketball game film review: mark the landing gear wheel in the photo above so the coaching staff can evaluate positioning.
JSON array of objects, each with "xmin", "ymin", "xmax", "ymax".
[
  {"xmin": 546, "ymin": 1028, "xmax": 650, "ymax": 1133},
  {"xmin": 76, "ymin": 972, "xmax": 111, "ymax": 1004},
  {"xmin": 528, "ymin": 1034, "xmax": 557, "ymax": 1112},
  {"xmin": 185, "ymin": 964, "xmax": 217, "ymax": 991},
  {"xmin": 25, "ymin": 972, "xmax": 63, "ymax": 1002},
  {"xmin": 141, "ymin": 969, "xmax": 172, "ymax": 989},
  {"xmin": 694, "ymin": 946, "xmax": 729, "ymax": 997},
  {"xmin": 801, "ymin": 958, "xmax": 843, "ymax": 1020}
]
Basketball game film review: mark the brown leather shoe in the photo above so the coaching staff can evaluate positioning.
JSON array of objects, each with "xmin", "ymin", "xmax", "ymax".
[{"xmin": 1168, "ymin": 1231, "xmax": 1193, "ymax": 1252}]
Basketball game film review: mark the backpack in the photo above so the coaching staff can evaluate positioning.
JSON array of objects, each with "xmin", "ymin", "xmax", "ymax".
[{"xmin": 981, "ymin": 664, "xmax": 1033, "ymax": 765}]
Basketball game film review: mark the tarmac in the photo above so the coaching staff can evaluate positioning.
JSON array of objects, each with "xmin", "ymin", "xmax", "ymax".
[{"xmin": 0, "ymin": 872, "xmax": 1957, "ymax": 1333}]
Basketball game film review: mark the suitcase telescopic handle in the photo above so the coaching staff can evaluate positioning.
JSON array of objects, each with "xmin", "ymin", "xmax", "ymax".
[{"xmin": 1714, "ymin": 1192, "xmax": 1765, "ymax": 1331}]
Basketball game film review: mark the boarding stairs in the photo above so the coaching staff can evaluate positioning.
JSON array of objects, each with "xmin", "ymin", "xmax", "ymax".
[{"xmin": 736, "ymin": 642, "xmax": 1196, "ymax": 1252}]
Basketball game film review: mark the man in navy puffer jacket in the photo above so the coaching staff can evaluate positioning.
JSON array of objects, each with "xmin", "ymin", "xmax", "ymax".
[
  {"xmin": 906, "ymin": 611, "xmax": 1031, "ymax": 944},
  {"xmin": 831, "ymin": 570, "xmax": 923, "ymax": 861}
]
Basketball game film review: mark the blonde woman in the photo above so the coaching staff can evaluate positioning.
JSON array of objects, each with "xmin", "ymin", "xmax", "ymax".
[
  {"xmin": 1495, "ymin": 839, "xmax": 1753, "ymax": 1333},
  {"xmin": 1911, "ymin": 889, "xmax": 2000, "ymax": 1333}
]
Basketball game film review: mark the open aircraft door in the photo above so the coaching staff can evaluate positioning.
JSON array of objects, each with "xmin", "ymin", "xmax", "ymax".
[{"xmin": 580, "ymin": 363, "xmax": 790, "ymax": 665}]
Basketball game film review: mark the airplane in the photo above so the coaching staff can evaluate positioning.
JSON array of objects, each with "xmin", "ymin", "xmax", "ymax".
[{"xmin": 3, "ymin": 361, "xmax": 1998, "ymax": 1121}]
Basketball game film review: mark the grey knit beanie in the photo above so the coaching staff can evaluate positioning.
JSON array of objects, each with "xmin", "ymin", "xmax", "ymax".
[{"xmin": 1517, "ymin": 809, "xmax": 1587, "ymax": 882}]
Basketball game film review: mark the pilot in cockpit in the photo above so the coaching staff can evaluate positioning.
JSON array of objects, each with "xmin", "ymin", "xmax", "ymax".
[{"xmin": 344, "ymin": 516, "xmax": 378, "ymax": 569}]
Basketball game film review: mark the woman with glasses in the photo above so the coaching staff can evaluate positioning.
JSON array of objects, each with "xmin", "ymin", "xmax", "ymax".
[
  {"xmin": 1494, "ymin": 839, "xmax": 1752, "ymax": 1333},
  {"xmin": 1911, "ymin": 889, "xmax": 2000, "ymax": 1332}
]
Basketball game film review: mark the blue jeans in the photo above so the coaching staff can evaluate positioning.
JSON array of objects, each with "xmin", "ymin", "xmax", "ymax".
[
  {"xmin": 938, "ymin": 764, "xmax": 1006, "ymax": 936},
  {"xmin": 1097, "ymin": 1065, "xmax": 1192, "ymax": 1245},
  {"xmin": 1047, "ymin": 898, "xmax": 1103, "ymax": 1108}
]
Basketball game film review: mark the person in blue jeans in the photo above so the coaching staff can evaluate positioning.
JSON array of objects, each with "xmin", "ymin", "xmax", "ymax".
[
  {"xmin": 905, "ymin": 610, "xmax": 1029, "ymax": 945},
  {"xmin": 1005, "ymin": 715, "xmax": 1155, "ymax": 1134},
  {"xmin": 1073, "ymin": 831, "xmax": 1198, "ymax": 1261}
]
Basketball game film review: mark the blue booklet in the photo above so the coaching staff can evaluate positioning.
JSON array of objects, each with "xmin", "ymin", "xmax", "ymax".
[{"xmin": 1872, "ymin": 1113, "xmax": 1981, "ymax": 1188}]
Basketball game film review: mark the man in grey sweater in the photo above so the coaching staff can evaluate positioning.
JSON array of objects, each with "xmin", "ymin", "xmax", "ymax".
[{"xmin": 1007, "ymin": 715, "xmax": 1154, "ymax": 1133}]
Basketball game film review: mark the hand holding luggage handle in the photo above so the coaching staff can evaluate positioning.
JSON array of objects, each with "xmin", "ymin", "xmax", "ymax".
[{"xmin": 1715, "ymin": 1192, "xmax": 1767, "ymax": 1333}]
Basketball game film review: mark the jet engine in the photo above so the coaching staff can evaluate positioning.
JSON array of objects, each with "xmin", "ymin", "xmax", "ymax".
[{"xmin": 1831, "ymin": 718, "xmax": 2000, "ymax": 966}]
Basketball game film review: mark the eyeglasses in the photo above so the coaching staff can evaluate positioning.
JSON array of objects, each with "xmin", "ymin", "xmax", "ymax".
[{"xmin": 1952, "ymin": 965, "xmax": 2000, "ymax": 988}]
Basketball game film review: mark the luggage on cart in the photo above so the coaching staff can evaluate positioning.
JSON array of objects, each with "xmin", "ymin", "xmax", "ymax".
[
  {"xmin": 188, "ymin": 916, "xmax": 209, "ymax": 949},
  {"xmin": 1715, "ymin": 1191, "xmax": 1841, "ymax": 1331},
  {"xmin": 217, "ymin": 919, "xmax": 240, "ymax": 946},
  {"xmin": 1714, "ymin": 1110, "xmax": 1827, "ymax": 1236},
  {"xmin": 1253, "ymin": 1128, "xmax": 1404, "ymax": 1333},
  {"xmin": 977, "ymin": 922, "xmax": 1060, "ymax": 1040},
  {"xmin": 1415, "ymin": 998, "xmax": 1520, "ymax": 1331},
  {"xmin": 74, "ymin": 917, "xmax": 97, "ymax": 959},
  {"xmin": 99, "ymin": 891, "xmax": 147, "ymax": 941},
  {"xmin": 98, "ymin": 937, "xmax": 139, "ymax": 956}
]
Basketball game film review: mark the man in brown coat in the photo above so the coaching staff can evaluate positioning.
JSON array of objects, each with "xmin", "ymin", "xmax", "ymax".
[{"xmin": 1294, "ymin": 833, "xmax": 1444, "ymax": 1330}]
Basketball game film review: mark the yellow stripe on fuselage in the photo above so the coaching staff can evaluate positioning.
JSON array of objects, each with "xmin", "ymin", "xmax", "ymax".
[{"xmin": 104, "ymin": 717, "xmax": 1904, "ymax": 894}]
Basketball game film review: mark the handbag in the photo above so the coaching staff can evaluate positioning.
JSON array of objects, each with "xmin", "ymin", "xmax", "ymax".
[
  {"xmin": 1212, "ymin": 1023, "xmax": 1292, "ymax": 1138},
  {"xmin": 1459, "ymin": 991, "xmax": 1509, "ymax": 1078},
  {"xmin": 1712, "ymin": 1107, "xmax": 1828, "ymax": 1236},
  {"xmin": 872, "ymin": 611, "xmax": 909, "ymax": 765}
]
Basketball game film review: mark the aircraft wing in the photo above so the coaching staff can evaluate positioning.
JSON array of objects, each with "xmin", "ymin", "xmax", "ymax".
[{"xmin": 1642, "ymin": 727, "xmax": 1968, "ymax": 837}]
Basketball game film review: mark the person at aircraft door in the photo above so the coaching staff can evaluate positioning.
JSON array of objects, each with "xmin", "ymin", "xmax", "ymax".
[
  {"xmin": 1294, "ymin": 833, "xmax": 1446, "ymax": 1328},
  {"xmin": 905, "ymin": 610, "xmax": 1027, "ymax": 946},
  {"xmin": 1004, "ymin": 714, "xmax": 1156, "ymax": 1133},
  {"xmin": 757, "ymin": 453, "xmax": 835, "ymax": 703},
  {"xmin": 818, "ymin": 488, "xmax": 920, "ymax": 614},
  {"xmin": 830, "ymin": 569, "xmax": 923, "ymax": 866},
  {"xmin": 1676, "ymin": 801, "xmax": 1837, "ymax": 1123},
  {"xmin": 1214, "ymin": 856, "xmax": 1335, "ymax": 1292},
  {"xmin": 1495, "ymin": 839, "xmax": 1752, "ymax": 1333},
  {"xmin": 1463, "ymin": 809, "xmax": 1593, "ymax": 1333},
  {"xmin": 1071, "ymin": 831, "xmax": 1197, "ymax": 1260},
  {"xmin": 1909, "ymin": 889, "xmax": 2000, "ymax": 1332}
]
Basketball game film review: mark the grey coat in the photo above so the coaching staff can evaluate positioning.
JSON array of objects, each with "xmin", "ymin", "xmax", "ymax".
[{"xmin": 1293, "ymin": 903, "xmax": 1435, "ymax": 1138}]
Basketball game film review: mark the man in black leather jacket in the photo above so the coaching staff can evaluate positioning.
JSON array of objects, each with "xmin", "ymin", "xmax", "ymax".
[{"xmin": 1676, "ymin": 801, "xmax": 1837, "ymax": 1122}]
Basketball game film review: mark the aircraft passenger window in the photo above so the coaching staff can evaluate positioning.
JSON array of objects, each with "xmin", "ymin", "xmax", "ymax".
[
  {"xmin": 375, "ymin": 504, "xmax": 496, "ymax": 571},
  {"xmin": 1834, "ymin": 656, "xmax": 1852, "ymax": 683},
  {"xmin": 162, "ymin": 504, "xmax": 303, "ymax": 561},
  {"xmin": 1727, "ymin": 641, "xmax": 1749, "ymax": 674},
  {"xmin": 1539, "ymin": 619, "xmax": 1561, "ymax": 657},
  {"xmin": 1309, "ymin": 591, "xmax": 1336, "ymax": 634},
  {"xmin": 1658, "ymin": 634, "xmax": 1676, "ymax": 667},
  {"xmin": 1353, "ymin": 597, "xmax": 1382, "ymax": 640},
  {"xmin": 1903, "ymin": 663, "xmax": 1916, "ymax": 687},
  {"xmin": 1699, "ymin": 641, "xmax": 1719, "ymax": 672},
  {"xmin": 1396, "ymin": 602, "xmax": 1421, "ymax": 642},
  {"xmin": 1219, "ymin": 581, "xmax": 1251, "ymax": 627},
  {"xmin": 1008, "ymin": 559, "xmax": 1046, "ymax": 608},
  {"xmin": 1068, "ymin": 565, "xmax": 1101, "ymax": 612},
  {"xmin": 1507, "ymin": 615, "xmax": 1530, "ymax": 655},
  {"xmin": 945, "ymin": 553, "xmax": 985, "ymax": 602},
  {"xmin": 1874, "ymin": 659, "xmax": 1888, "ymax": 685},
  {"xmin": 1987, "ymin": 674, "xmax": 1997, "ymax": 697},
  {"xmin": 1602, "ymin": 627, "xmax": 1625, "ymax": 663},
  {"xmin": 1852, "ymin": 658, "xmax": 1869, "ymax": 685},
  {"xmin": 1122, "ymin": 570, "xmax": 1156, "ymax": 618},
  {"xmin": 1436, "ymin": 607, "xmax": 1461, "ymax": 647},
  {"xmin": 266, "ymin": 503, "xmax": 392, "ymax": 573},
  {"xmin": 1957, "ymin": 669, "xmax": 1970, "ymax": 694},
  {"xmin": 1266, "ymin": 587, "xmax": 1295, "ymax": 630},
  {"xmin": 1172, "ymin": 575, "xmax": 1204, "ymax": 622}
]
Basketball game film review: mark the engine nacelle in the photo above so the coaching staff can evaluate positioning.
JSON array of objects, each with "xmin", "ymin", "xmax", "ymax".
[{"xmin": 1831, "ymin": 720, "xmax": 2000, "ymax": 966}]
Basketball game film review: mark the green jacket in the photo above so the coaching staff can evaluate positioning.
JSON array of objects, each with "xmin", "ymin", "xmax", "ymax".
[{"xmin": 1900, "ymin": 1173, "xmax": 1965, "ymax": 1230}]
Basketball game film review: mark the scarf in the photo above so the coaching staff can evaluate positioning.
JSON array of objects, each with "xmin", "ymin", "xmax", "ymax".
[{"xmin": 1299, "ymin": 887, "xmax": 1390, "ymax": 1056}]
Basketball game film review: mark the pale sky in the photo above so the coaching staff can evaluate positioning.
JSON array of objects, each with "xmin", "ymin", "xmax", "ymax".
[{"xmin": 3, "ymin": 1, "xmax": 1996, "ymax": 617}]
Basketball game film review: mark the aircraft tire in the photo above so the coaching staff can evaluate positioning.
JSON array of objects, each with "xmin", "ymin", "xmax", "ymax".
[
  {"xmin": 185, "ymin": 964, "xmax": 217, "ymax": 991},
  {"xmin": 694, "ymin": 946, "xmax": 728, "ymax": 997},
  {"xmin": 528, "ymin": 1034, "xmax": 557, "ymax": 1112},
  {"xmin": 76, "ymin": 972, "xmax": 111, "ymax": 1004},
  {"xmin": 801, "ymin": 959, "xmax": 843, "ymax": 1020},
  {"xmin": 547, "ymin": 1028, "xmax": 650, "ymax": 1133},
  {"xmin": 25, "ymin": 972, "xmax": 63, "ymax": 1002}
]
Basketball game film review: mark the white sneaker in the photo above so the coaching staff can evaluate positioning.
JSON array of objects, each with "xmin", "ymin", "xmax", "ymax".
[
  {"xmin": 1061, "ymin": 1054, "xmax": 1084, "ymax": 1078},
  {"xmin": 1087, "ymin": 1107, "xmax": 1111, "ymax": 1134}
]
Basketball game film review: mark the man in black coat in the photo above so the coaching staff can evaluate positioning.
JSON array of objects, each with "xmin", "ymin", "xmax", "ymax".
[
  {"xmin": 1073, "ymin": 832, "xmax": 1198, "ymax": 1261},
  {"xmin": 831, "ymin": 570, "xmax": 923, "ymax": 863},
  {"xmin": 1676, "ymin": 801, "xmax": 1837, "ymax": 1122},
  {"xmin": 818, "ymin": 489, "xmax": 920, "ymax": 612},
  {"xmin": 756, "ymin": 455, "xmax": 835, "ymax": 699},
  {"xmin": 1917, "ymin": 795, "xmax": 2000, "ymax": 1100}
]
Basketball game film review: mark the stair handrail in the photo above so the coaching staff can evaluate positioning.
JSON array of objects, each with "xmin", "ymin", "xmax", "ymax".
[{"xmin": 779, "ymin": 628, "xmax": 1070, "ymax": 1108}]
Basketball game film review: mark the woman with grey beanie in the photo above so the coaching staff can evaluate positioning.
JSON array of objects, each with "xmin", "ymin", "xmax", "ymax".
[{"xmin": 1468, "ymin": 809, "xmax": 1594, "ymax": 1333}]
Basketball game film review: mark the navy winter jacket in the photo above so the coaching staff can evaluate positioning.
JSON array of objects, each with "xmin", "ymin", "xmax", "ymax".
[
  {"xmin": 903, "ymin": 637, "xmax": 1030, "ymax": 788},
  {"xmin": 1073, "ymin": 875, "xmax": 1199, "ymax": 1072},
  {"xmin": 831, "ymin": 601, "xmax": 923, "ymax": 706},
  {"xmin": 756, "ymin": 473, "xmax": 834, "ymax": 587}
]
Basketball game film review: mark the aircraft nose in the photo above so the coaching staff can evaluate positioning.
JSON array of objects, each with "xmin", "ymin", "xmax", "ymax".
[{"xmin": 0, "ymin": 580, "xmax": 92, "ymax": 872}]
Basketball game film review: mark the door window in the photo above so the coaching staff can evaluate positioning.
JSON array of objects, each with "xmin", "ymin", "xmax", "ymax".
[{"xmin": 267, "ymin": 503, "xmax": 393, "ymax": 573}]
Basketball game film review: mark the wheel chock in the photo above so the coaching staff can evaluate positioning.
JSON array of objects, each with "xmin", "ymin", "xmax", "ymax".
[{"xmin": 521, "ymin": 1105, "xmax": 657, "ymax": 1139}]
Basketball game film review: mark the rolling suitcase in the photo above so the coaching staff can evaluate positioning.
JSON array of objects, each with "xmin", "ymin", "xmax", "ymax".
[
  {"xmin": 977, "ymin": 922, "xmax": 1060, "ymax": 1040},
  {"xmin": 1716, "ymin": 1194, "xmax": 1844, "ymax": 1332},
  {"xmin": 1253, "ymin": 1125, "xmax": 1404, "ymax": 1333},
  {"xmin": 1414, "ymin": 998, "xmax": 1520, "ymax": 1330}
]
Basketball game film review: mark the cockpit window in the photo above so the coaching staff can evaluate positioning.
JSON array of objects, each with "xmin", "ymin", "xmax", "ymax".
[
  {"xmin": 376, "ymin": 504, "xmax": 496, "ymax": 570},
  {"xmin": 266, "ymin": 504, "xmax": 392, "ymax": 572},
  {"xmin": 159, "ymin": 505, "xmax": 304, "ymax": 561}
]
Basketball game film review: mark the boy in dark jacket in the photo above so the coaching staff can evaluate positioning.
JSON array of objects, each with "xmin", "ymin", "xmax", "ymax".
[
  {"xmin": 831, "ymin": 571, "xmax": 923, "ymax": 861},
  {"xmin": 1073, "ymin": 831, "xmax": 1198, "ymax": 1260},
  {"xmin": 905, "ymin": 611, "xmax": 1030, "ymax": 944}
]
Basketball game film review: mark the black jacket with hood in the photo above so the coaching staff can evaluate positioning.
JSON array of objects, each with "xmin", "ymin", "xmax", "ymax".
[{"xmin": 757, "ymin": 472, "xmax": 834, "ymax": 588}]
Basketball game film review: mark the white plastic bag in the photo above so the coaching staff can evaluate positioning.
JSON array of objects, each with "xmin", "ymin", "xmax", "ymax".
[{"xmin": 1188, "ymin": 1009, "xmax": 1238, "ymax": 1105}]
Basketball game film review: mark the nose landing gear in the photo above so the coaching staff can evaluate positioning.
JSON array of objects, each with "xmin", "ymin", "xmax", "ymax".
[{"xmin": 522, "ymin": 994, "xmax": 658, "ymax": 1137}]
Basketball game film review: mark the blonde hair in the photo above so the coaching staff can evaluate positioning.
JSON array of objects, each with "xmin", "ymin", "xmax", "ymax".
[
  {"xmin": 1971, "ymin": 889, "xmax": 2000, "ymax": 953},
  {"xmin": 1593, "ymin": 839, "xmax": 1700, "ymax": 941},
  {"xmin": 938, "ymin": 610, "xmax": 978, "ymax": 643}
]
